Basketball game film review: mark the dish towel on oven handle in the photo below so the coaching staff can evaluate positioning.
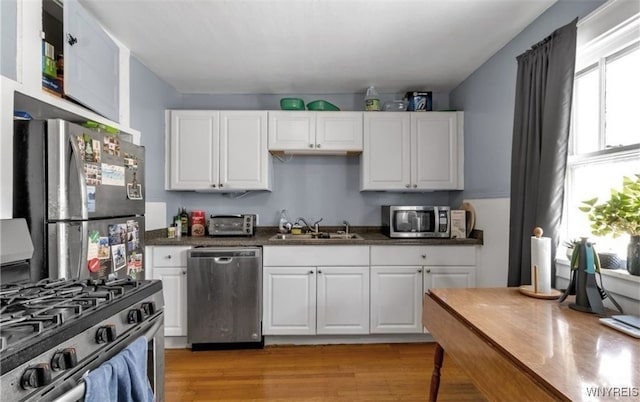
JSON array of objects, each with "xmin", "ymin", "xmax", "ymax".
[{"xmin": 84, "ymin": 336, "xmax": 154, "ymax": 402}]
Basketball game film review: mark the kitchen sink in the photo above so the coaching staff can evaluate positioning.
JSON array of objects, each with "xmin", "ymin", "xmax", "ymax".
[{"xmin": 269, "ymin": 233, "xmax": 364, "ymax": 241}]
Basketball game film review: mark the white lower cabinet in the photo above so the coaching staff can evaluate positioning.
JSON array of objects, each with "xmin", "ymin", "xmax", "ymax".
[
  {"xmin": 262, "ymin": 246, "xmax": 370, "ymax": 335},
  {"xmin": 263, "ymin": 266, "xmax": 317, "ymax": 335},
  {"xmin": 316, "ymin": 266, "xmax": 369, "ymax": 334},
  {"xmin": 147, "ymin": 246, "xmax": 190, "ymax": 337},
  {"xmin": 423, "ymin": 266, "xmax": 476, "ymax": 290},
  {"xmin": 370, "ymin": 245, "xmax": 477, "ymax": 334},
  {"xmin": 370, "ymin": 266, "xmax": 424, "ymax": 333}
]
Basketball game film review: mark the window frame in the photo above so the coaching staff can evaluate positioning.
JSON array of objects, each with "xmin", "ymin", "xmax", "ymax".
[{"xmin": 563, "ymin": 10, "xmax": 640, "ymax": 255}]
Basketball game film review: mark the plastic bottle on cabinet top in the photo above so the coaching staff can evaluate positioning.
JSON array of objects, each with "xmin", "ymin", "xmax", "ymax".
[{"xmin": 364, "ymin": 86, "xmax": 381, "ymax": 111}]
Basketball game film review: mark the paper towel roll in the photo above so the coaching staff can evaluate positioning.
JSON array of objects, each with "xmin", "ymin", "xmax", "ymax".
[{"xmin": 531, "ymin": 236, "xmax": 552, "ymax": 294}]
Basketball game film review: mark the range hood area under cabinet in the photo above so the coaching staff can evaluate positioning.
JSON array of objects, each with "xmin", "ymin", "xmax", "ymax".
[
  {"xmin": 268, "ymin": 111, "xmax": 363, "ymax": 154},
  {"xmin": 165, "ymin": 110, "xmax": 464, "ymax": 192}
]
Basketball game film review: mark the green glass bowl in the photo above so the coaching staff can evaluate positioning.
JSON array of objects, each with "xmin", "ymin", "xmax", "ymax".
[
  {"xmin": 306, "ymin": 100, "xmax": 340, "ymax": 111},
  {"xmin": 280, "ymin": 98, "xmax": 305, "ymax": 110}
]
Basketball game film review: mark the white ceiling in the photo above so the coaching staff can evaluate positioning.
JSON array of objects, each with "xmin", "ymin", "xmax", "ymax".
[{"xmin": 81, "ymin": 0, "xmax": 557, "ymax": 95}]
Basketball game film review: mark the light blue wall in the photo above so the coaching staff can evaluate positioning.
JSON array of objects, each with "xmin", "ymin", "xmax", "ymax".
[
  {"xmin": 1, "ymin": 0, "xmax": 17, "ymax": 80},
  {"xmin": 450, "ymin": 0, "xmax": 605, "ymax": 200},
  {"xmin": 131, "ymin": 57, "xmax": 456, "ymax": 226},
  {"xmin": 129, "ymin": 57, "xmax": 182, "ymax": 206},
  {"xmin": 132, "ymin": 0, "xmax": 605, "ymax": 227}
]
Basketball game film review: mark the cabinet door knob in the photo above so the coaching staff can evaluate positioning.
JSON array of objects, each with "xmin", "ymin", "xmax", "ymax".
[
  {"xmin": 316, "ymin": 144, "xmax": 321, "ymax": 148},
  {"xmin": 426, "ymin": 269, "xmax": 431, "ymax": 273},
  {"xmin": 219, "ymin": 183, "xmax": 224, "ymax": 188},
  {"xmin": 418, "ymin": 269, "xmax": 422, "ymax": 273},
  {"xmin": 405, "ymin": 184, "xmax": 410, "ymax": 188},
  {"xmin": 166, "ymin": 255, "xmax": 172, "ymax": 259},
  {"xmin": 211, "ymin": 184, "xmax": 217, "ymax": 188},
  {"xmin": 309, "ymin": 270, "xmax": 314, "ymax": 274},
  {"xmin": 318, "ymin": 270, "xmax": 322, "ymax": 274},
  {"xmin": 413, "ymin": 184, "xmax": 417, "ymax": 188},
  {"xmin": 182, "ymin": 270, "xmax": 186, "ymax": 275},
  {"xmin": 67, "ymin": 34, "xmax": 78, "ymax": 46},
  {"xmin": 309, "ymin": 144, "xmax": 314, "ymax": 148},
  {"xmin": 421, "ymin": 254, "xmax": 426, "ymax": 259}
]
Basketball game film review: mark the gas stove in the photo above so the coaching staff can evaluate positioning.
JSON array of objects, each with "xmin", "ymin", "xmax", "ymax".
[{"xmin": 0, "ymin": 277, "xmax": 164, "ymax": 402}]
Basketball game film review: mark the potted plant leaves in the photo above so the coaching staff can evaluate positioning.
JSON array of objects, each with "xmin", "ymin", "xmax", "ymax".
[{"xmin": 580, "ymin": 174, "xmax": 640, "ymax": 276}]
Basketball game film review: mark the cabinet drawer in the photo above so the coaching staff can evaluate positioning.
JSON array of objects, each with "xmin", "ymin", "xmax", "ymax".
[
  {"xmin": 152, "ymin": 246, "xmax": 190, "ymax": 267},
  {"xmin": 370, "ymin": 246, "xmax": 475, "ymax": 266},
  {"xmin": 264, "ymin": 246, "xmax": 369, "ymax": 266}
]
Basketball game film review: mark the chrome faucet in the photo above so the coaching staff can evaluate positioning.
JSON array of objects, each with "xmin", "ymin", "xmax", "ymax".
[
  {"xmin": 343, "ymin": 220, "xmax": 350, "ymax": 235},
  {"xmin": 296, "ymin": 217, "xmax": 323, "ymax": 234}
]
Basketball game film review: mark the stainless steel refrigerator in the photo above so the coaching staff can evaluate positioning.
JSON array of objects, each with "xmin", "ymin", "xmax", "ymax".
[{"xmin": 13, "ymin": 119, "xmax": 146, "ymax": 281}]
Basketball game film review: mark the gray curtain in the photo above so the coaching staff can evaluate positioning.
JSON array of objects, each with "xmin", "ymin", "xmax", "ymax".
[{"xmin": 508, "ymin": 18, "xmax": 578, "ymax": 287}]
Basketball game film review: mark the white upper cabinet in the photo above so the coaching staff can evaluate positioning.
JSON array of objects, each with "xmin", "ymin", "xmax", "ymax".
[
  {"xmin": 268, "ymin": 111, "xmax": 363, "ymax": 153},
  {"xmin": 16, "ymin": 0, "xmax": 123, "ymax": 122},
  {"xmin": 412, "ymin": 112, "xmax": 463, "ymax": 189},
  {"xmin": 64, "ymin": 0, "xmax": 120, "ymax": 122},
  {"xmin": 268, "ymin": 111, "xmax": 315, "ymax": 150},
  {"xmin": 168, "ymin": 110, "xmax": 219, "ymax": 190},
  {"xmin": 315, "ymin": 112, "xmax": 363, "ymax": 151},
  {"xmin": 361, "ymin": 112, "xmax": 411, "ymax": 190},
  {"xmin": 167, "ymin": 110, "xmax": 271, "ymax": 191},
  {"xmin": 219, "ymin": 111, "xmax": 270, "ymax": 190},
  {"xmin": 361, "ymin": 111, "xmax": 464, "ymax": 191}
]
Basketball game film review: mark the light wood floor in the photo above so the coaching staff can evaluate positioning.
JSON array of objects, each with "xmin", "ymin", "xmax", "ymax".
[{"xmin": 164, "ymin": 343, "xmax": 486, "ymax": 401}]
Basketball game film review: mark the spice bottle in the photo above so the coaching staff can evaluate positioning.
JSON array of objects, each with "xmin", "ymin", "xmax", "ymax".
[
  {"xmin": 174, "ymin": 210, "xmax": 182, "ymax": 239},
  {"xmin": 180, "ymin": 207, "xmax": 189, "ymax": 236}
]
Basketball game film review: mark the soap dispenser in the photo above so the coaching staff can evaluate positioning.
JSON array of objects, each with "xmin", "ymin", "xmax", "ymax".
[{"xmin": 279, "ymin": 209, "xmax": 292, "ymax": 233}]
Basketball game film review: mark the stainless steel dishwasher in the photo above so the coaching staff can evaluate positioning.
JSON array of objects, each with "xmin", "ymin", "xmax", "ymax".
[{"xmin": 186, "ymin": 247, "xmax": 262, "ymax": 349}]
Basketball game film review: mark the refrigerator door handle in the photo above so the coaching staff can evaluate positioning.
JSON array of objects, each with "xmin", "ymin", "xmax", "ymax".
[
  {"xmin": 68, "ymin": 134, "xmax": 88, "ymax": 219},
  {"xmin": 78, "ymin": 221, "xmax": 89, "ymax": 279}
]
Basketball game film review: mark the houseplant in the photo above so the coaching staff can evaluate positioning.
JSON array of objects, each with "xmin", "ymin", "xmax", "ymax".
[{"xmin": 580, "ymin": 174, "xmax": 640, "ymax": 275}]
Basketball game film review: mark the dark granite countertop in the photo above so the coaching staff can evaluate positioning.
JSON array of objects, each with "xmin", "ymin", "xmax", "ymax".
[{"xmin": 146, "ymin": 226, "xmax": 483, "ymax": 247}]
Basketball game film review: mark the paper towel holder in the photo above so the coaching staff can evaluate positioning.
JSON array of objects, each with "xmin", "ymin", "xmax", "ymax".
[{"xmin": 518, "ymin": 227, "xmax": 562, "ymax": 299}]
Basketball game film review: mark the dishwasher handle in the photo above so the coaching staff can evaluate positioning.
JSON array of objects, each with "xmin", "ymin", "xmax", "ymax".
[
  {"xmin": 188, "ymin": 248, "xmax": 261, "ymax": 259},
  {"xmin": 213, "ymin": 257, "xmax": 233, "ymax": 264}
]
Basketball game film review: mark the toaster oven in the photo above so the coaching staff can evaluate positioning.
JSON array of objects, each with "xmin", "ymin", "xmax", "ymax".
[{"xmin": 208, "ymin": 214, "xmax": 256, "ymax": 236}]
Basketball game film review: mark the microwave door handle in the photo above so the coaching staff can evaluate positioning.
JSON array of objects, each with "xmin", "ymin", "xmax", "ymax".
[
  {"xmin": 214, "ymin": 215, "xmax": 243, "ymax": 218},
  {"xmin": 68, "ymin": 135, "xmax": 88, "ymax": 219}
]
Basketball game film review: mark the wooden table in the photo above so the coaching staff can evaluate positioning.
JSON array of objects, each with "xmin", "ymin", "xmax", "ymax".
[{"xmin": 422, "ymin": 287, "xmax": 639, "ymax": 401}]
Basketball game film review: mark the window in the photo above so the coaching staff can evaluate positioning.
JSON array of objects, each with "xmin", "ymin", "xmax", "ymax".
[{"xmin": 564, "ymin": 5, "xmax": 640, "ymax": 257}]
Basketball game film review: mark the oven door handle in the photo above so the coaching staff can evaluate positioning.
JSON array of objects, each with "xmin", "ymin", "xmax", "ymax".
[
  {"xmin": 51, "ymin": 316, "xmax": 163, "ymax": 402},
  {"xmin": 51, "ymin": 381, "xmax": 85, "ymax": 402}
]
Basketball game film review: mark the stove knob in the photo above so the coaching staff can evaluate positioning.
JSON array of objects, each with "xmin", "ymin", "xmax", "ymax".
[
  {"xmin": 21, "ymin": 363, "xmax": 52, "ymax": 389},
  {"xmin": 128, "ymin": 308, "xmax": 144, "ymax": 324},
  {"xmin": 141, "ymin": 301, "xmax": 156, "ymax": 315},
  {"xmin": 51, "ymin": 348, "xmax": 78, "ymax": 371},
  {"xmin": 96, "ymin": 324, "xmax": 117, "ymax": 343}
]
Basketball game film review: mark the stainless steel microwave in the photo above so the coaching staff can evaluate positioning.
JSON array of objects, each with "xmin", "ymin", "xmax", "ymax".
[{"xmin": 381, "ymin": 206, "xmax": 450, "ymax": 238}]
